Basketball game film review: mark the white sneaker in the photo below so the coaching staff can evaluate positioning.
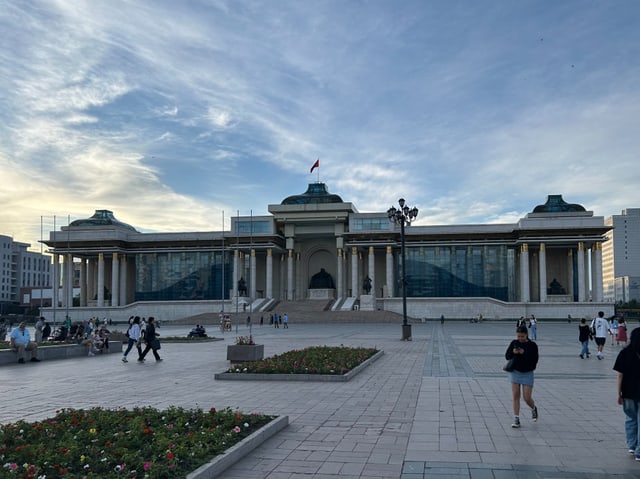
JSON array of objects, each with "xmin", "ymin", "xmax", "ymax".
[
  {"xmin": 511, "ymin": 417, "xmax": 521, "ymax": 428},
  {"xmin": 88, "ymin": 352, "xmax": 95, "ymax": 357},
  {"xmin": 122, "ymin": 356, "xmax": 128, "ymax": 363}
]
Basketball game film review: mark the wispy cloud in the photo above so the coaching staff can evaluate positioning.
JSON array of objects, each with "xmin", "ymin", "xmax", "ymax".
[{"xmin": 1, "ymin": 0, "xmax": 639, "ymax": 248}]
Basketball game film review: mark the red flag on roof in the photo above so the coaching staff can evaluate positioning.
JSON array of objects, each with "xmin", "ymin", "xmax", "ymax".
[{"xmin": 310, "ymin": 158, "xmax": 319, "ymax": 173}]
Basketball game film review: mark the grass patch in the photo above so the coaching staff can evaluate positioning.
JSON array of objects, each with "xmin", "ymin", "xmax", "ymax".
[
  {"xmin": 227, "ymin": 345, "xmax": 378, "ymax": 375},
  {"xmin": 0, "ymin": 406, "xmax": 273, "ymax": 478}
]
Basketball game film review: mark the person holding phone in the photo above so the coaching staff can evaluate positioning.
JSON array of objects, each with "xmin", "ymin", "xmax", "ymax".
[{"xmin": 505, "ymin": 326, "xmax": 539, "ymax": 428}]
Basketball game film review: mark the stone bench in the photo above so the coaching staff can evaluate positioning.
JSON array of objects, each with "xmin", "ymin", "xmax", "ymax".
[{"xmin": 0, "ymin": 341, "xmax": 123, "ymax": 366}]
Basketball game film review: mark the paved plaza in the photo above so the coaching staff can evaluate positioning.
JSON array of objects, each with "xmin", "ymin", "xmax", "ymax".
[{"xmin": 2, "ymin": 320, "xmax": 640, "ymax": 478}]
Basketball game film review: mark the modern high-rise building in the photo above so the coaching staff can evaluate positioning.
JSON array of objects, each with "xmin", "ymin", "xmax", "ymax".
[
  {"xmin": 602, "ymin": 208, "xmax": 640, "ymax": 303},
  {"xmin": 40, "ymin": 185, "xmax": 614, "ymax": 322},
  {"xmin": 0, "ymin": 234, "xmax": 52, "ymax": 307}
]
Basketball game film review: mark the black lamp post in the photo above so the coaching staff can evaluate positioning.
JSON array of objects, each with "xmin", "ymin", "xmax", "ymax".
[{"xmin": 387, "ymin": 198, "xmax": 419, "ymax": 340}]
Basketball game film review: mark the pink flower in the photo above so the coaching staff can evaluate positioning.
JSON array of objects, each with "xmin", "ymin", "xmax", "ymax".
[
  {"xmin": 233, "ymin": 426, "xmax": 241, "ymax": 433},
  {"xmin": 143, "ymin": 461, "xmax": 151, "ymax": 471}
]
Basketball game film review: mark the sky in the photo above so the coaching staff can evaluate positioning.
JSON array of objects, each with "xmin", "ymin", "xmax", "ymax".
[{"xmin": 2, "ymin": 0, "xmax": 640, "ymax": 250}]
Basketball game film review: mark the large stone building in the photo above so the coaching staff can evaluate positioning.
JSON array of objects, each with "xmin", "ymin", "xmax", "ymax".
[
  {"xmin": 40, "ymin": 185, "xmax": 613, "ymax": 322},
  {"xmin": 603, "ymin": 208, "xmax": 640, "ymax": 303},
  {"xmin": 0, "ymin": 234, "xmax": 52, "ymax": 309}
]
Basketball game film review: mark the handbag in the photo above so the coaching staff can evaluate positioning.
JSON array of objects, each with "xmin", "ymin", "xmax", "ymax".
[
  {"xmin": 503, "ymin": 358, "xmax": 515, "ymax": 372},
  {"xmin": 151, "ymin": 338, "xmax": 161, "ymax": 350}
]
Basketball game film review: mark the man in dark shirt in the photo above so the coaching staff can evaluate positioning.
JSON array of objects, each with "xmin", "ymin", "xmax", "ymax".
[{"xmin": 613, "ymin": 327, "xmax": 640, "ymax": 461}]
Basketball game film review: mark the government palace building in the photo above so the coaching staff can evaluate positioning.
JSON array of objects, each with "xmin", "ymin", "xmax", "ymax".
[{"xmin": 41, "ymin": 183, "xmax": 614, "ymax": 323}]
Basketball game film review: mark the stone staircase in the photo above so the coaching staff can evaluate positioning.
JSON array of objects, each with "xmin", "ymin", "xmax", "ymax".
[{"xmin": 176, "ymin": 300, "xmax": 404, "ymax": 325}]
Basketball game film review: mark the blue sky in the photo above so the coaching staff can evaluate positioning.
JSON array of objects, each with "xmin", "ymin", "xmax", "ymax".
[{"xmin": 2, "ymin": 0, "xmax": 640, "ymax": 248}]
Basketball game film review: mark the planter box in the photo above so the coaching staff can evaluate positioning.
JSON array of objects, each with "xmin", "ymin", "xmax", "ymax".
[{"xmin": 226, "ymin": 344, "xmax": 264, "ymax": 363}]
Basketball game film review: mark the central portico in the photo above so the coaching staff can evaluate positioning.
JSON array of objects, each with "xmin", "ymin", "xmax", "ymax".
[{"xmin": 268, "ymin": 182, "xmax": 356, "ymax": 302}]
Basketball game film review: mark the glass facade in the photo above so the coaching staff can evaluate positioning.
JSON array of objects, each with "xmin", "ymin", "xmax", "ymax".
[
  {"xmin": 402, "ymin": 245, "xmax": 513, "ymax": 301},
  {"xmin": 135, "ymin": 251, "xmax": 231, "ymax": 301},
  {"xmin": 234, "ymin": 220, "xmax": 272, "ymax": 234},
  {"xmin": 350, "ymin": 216, "xmax": 392, "ymax": 231}
]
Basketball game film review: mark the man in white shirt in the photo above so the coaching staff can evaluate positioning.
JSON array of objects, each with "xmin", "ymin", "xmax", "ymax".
[
  {"xmin": 591, "ymin": 311, "xmax": 612, "ymax": 360},
  {"xmin": 9, "ymin": 322, "xmax": 41, "ymax": 364}
]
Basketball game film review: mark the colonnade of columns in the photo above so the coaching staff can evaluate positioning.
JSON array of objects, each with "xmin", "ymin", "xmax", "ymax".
[
  {"xmin": 52, "ymin": 252, "xmax": 129, "ymax": 309},
  {"xmin": 519, "ymin": 242, "xmax": 604, "ymax": 303},
  {"xmin": 49, "ymin": 240, "xmax": 605, "ymax": 311}
]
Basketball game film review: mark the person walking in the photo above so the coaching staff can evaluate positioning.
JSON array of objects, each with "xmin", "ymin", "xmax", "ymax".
[
  {"xmin": 505, "ymin": 326, "xmax": 539, "ymax": 428},
  {"xmin": 529, "ymin": 315, "xmax": 537, "ymax": 340},
  {"xmin": 283, "ymin": 313, "xmax": 289, "ymax": 329},
  {"xmin": 618, "ymin": 318, "xmax": 628, "ymax": 346},
  {"xmin": 578, "ymin": 318, "xmax": 591, "ymax": 359},
  {"xmin": 139, "ymin": 317, "xmax": 162, "ymax": 362},
  {"xmin": 613, "ymin": 327, "xmax": 640, "ymax": 461},
  {"xmin": 591, "ymin": 311, "xmax": 612, "ymax": 360},
  {"xmin": 122, "ymin": 316, "xmax": 142, "ymax": 363},
  {"xmin": 274, "ymin": 314, "xmax": 279, "ymax": 328}
]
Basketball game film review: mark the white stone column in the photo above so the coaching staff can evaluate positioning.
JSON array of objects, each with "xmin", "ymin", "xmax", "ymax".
[
  {"xmin": 520, "ymin": 244, "xmax": 530, "ymax": 302},
  {"xmin": 79, "ymin": 259, "xmax": 87, "ymax": 307},
  {"xmin": 577, "ymin": 242, "xmax": 586, "ymax": 302},
  {"xmin": 296, "ymin": 252, "xmax": 302, "ymax": 300},
  {"xmin": 238, "ymin": 252, "xmax": 245, "ymax": 291},
  {"xmin": 250, "ymin": 249, "xmax": 256, "ymax": 300},
  {"xmin": 111, "ymin": 253, "xmax": 119, "ymax": 307},
  {"xmin": 62, "ymin": 254, "xmax": 73, "ymax": 308},
  {"xmin": 287, "ymin": 249, "xmax": 294, "ymax": 301},
  {"xmin": 368, "ymin": 246, "xmax": 375, "ymax": 298},
  {"xmin": 592, "ymin": 243, "xmax": 603, "ymax": 302},
  {"xmin": 386, "ymin": 246, "xmax": 394, "ymax": 297},
  {"xmin": 120, "ymin": 255, "xmax": 127, "ymax": 305},
  {"xmin": 567, "ymin": 250, "xmax": 574, "ymax": 299},
  {"xmin": 87, "ymin": 259, "xmax": 95, "ymax": 303},
  {"xmin": 337, "ymin": 248, "xmax": 343, "ymax": 299},
  {"xmin": 97, "ymin": 253, "xmax": 105, "ymax": 307},
  {"xmin": 232, "ymin": 250, "xmax": 239, "ymax": 299},
  {"xmin": 351, "ymin": 247, "xmax": 358, "ymax": 297},
  {"xmin": 52, "ymin": 254, "xmax": 60, "ymax": 307},
  {"xmin": 539, "ymin": 243, "xmax": 547, "ymax": 303},
  {"xmin": 266, "ymin": 249, "xmax": 273, "ymax": 298}
]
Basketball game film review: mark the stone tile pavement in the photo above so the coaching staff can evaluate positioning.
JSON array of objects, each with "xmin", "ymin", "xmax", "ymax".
[{"xmin": 1, "ymin": 320, "xmax": 639, "ymax": 478}]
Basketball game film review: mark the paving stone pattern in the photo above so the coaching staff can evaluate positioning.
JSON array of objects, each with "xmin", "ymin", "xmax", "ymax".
[{"xmin": 1, "ymin": 320, "xmax": 639, "ymax": 478}]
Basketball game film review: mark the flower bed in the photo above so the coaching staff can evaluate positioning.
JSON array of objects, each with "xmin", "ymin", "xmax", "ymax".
[
  {"xmin": 216, "ymin": 345, "xmax": 381, "ymax": 382},
  {"xmin": 0, "ymin": 406, "xmax": 275, "ymax": 478}
]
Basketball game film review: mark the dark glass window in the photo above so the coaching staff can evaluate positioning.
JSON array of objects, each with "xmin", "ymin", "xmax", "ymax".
[{"xmin": 135, "ymin": 251, "xmax": 232, "ymax": 301}]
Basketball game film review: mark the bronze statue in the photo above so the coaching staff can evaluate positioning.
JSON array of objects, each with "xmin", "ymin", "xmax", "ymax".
[
  {"xmin": 309, "ymin": 268, "xmax": 335, "ymax": 289},
  {"xmin": 363, "ymin": 276, "xmax": 372, "ymax": 294},
  {"xmin": 548, "ymin": 278, "xmax": 566, "ymax": 295},
  {"xmin": 237, "ymin": 277, "xmax": 247, "ymax": 296}
]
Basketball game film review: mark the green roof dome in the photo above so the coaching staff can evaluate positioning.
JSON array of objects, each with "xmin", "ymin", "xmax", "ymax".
[
  {"xmin": 532, "ymin": 195, "xmax": 586, "ymax": 213},
  {"xmin": 69, "ymin": 210, "xmax": 137, "ymax": 231},
  {"xmin": 281, "ymin": 183, "xmax": 343, "ymax": 205}
]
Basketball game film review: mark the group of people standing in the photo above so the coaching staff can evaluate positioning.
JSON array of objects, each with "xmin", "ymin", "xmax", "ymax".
[
  {"xmin": 269, "ymin": 313, "xmax": 288, "ymax": 328},
  {"xmin": 122, "ymin": 316, "xmax": 162, "ymax": 363}
]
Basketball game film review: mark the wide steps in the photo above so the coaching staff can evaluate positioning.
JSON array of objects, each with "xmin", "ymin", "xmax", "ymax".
[{"xmin": 176, "ymin": 308, "xmax": 403, "ymax": 325}]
